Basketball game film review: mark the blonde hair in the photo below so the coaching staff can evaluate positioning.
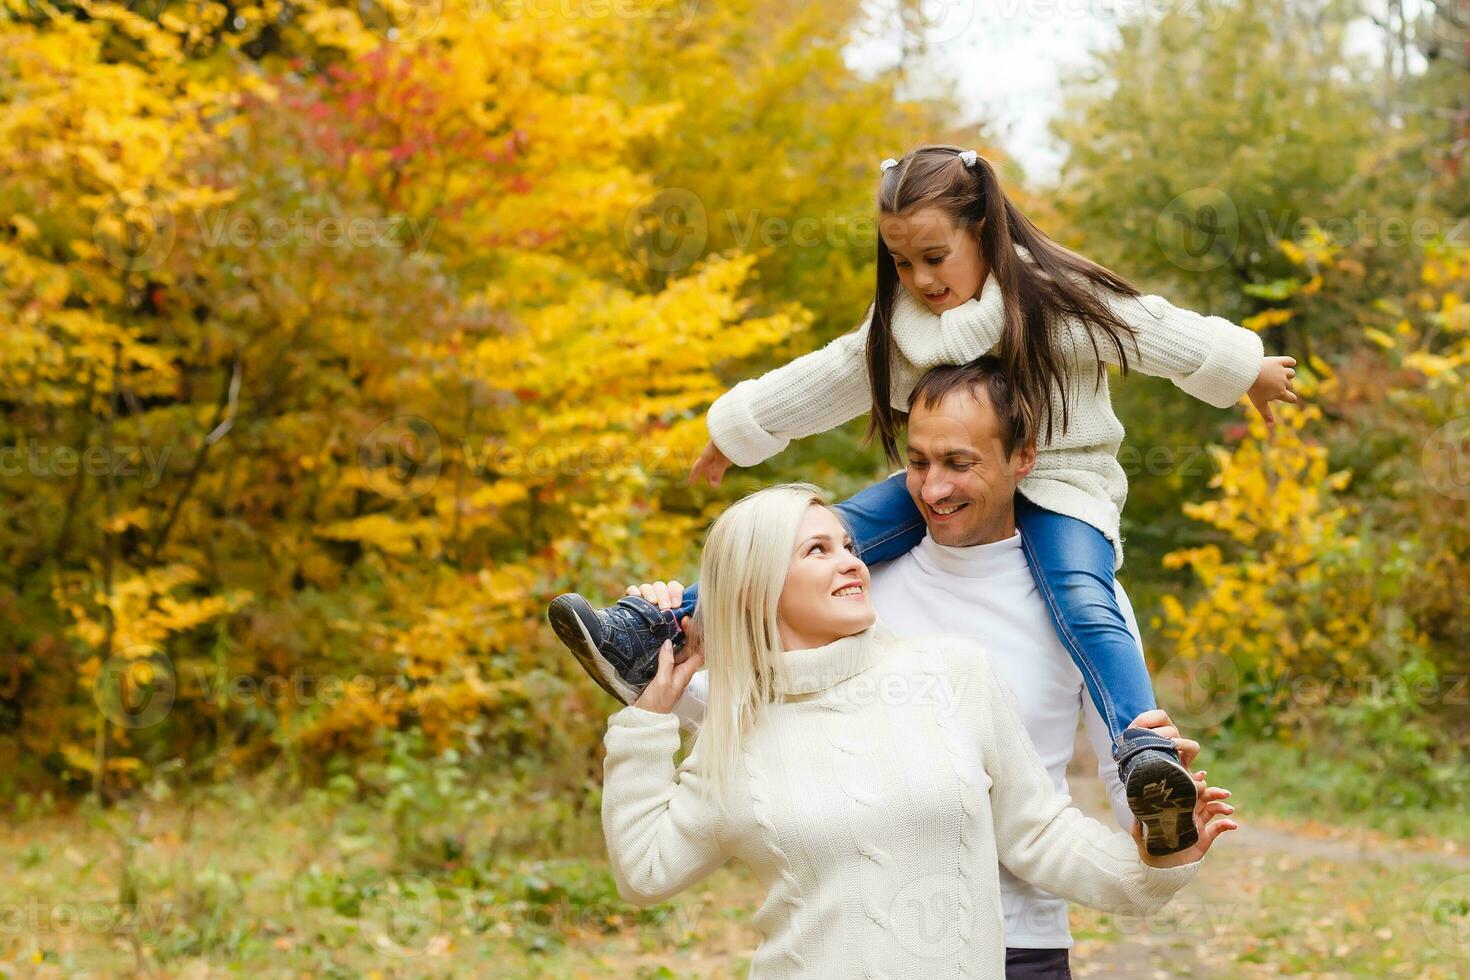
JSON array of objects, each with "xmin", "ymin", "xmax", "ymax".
[{"xmin": 692, "ymin": 482, "xmax": 838, "ymax": 802}]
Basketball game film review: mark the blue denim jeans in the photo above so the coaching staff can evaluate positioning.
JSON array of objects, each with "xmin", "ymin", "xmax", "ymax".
[{"xmin": 673, "ymin": 472, "xmax": 1156, "ymax": 746}]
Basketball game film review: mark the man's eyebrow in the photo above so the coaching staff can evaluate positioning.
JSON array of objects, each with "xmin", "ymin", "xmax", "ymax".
[{"xmin": 907, "ymin": 447, "xmax": 978, "ymax": 458}]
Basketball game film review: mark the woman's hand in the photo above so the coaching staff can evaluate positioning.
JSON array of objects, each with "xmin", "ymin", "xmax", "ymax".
[
  {"xmin": 1247, "ymin": 355, "xmax": 1299, "ymax": 427},
  {"xmin": 1134, "ymin": 769, "xmax": 1238, "ymax": 868},
  {"xmin": 633, "ymin": 640, "xmax": 705, "ymax": 714},
  {"xmin": 626, "ymin": 580, "xmax": 704, "ymax": 714},
  {"xmin": 688, "ymin": 440, "xmax": 733, "ymax": 487}
]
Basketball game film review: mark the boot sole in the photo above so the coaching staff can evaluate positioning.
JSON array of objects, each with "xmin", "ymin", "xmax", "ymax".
[
  {"xmin": 548, "ymin": 595, "xmax": 639, "ymax": 706},
  {"xmin": 1126, "ymin": 754, "xmax": 1200, "ymax": 857}
]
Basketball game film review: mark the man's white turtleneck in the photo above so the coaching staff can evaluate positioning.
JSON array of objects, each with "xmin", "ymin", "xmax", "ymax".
[
  {"xmin": 868, "ymin": 529, "xmax": 1142, "ymax": 949},
  {"xmin": 675, "ymin": 528, "xmax": 1146, "ymax": 950}
]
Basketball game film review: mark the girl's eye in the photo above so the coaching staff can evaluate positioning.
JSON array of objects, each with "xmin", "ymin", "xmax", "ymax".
[
  {"xmin": 808, "ymin": 543, "xmax": 824, "ymax": 555},
  {"xmin": 908, "ymin": 459, "xmax": 926, "ymax": 469}
]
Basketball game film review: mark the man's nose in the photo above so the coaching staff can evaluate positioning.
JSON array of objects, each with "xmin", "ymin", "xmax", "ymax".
[{"xmin": 921, "ymin": 471, "xmax": 953, "ymax": 502}]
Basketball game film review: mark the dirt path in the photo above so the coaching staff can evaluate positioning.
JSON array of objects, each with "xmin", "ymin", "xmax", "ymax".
[{"xmin": 1062, "ymin": 731, "xmax": 1469, "ymax": 978}]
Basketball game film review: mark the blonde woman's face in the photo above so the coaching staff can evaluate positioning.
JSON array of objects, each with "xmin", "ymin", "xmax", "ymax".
[
  {"xmin": 775, "ymin": 505, "xmax": 875, "ymax": 651},
  {"xmin": 881, "ymin": 206, "xmax": 987, "ymax": 313}
]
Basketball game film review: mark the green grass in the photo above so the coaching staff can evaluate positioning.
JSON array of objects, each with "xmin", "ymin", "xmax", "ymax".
[
  {"xmin": 1204, "ymin": 731, "xmax": 1470, "ymax": 843},
  {"xmin": 3, "ymin": 731, "xmax": 1468, "ymax": 977}
]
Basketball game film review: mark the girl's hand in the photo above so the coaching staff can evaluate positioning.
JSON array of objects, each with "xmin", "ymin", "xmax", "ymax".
[
  {"xmin": 633, "ymin": 640, "xmax": 705, "ymax": 714},
  {"xmin": 689, "ymin": 440, "xmax": 733, "ymax": 487},
  {"xmin": 1247, "ymin": 355, "xmax": 1299, "ymax": 427},
  {"xmin": 1134, "ymin": 769, "xmax": 1238, "ymax": 869}
]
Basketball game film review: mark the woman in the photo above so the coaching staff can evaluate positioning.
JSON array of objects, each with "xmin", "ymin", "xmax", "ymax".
[{"xmin": 601, "ymin": 482, "xmax": 1237, "ymax": 976}]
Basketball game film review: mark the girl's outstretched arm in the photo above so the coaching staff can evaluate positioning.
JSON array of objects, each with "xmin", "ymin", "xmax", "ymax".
[
  {"xmin": 1073, "ymin": 289, "xmax": 1271, "ymax": 410},
  {"xmin": 705, "ymin": 309, "xmax": 874, "ymax": 469}
]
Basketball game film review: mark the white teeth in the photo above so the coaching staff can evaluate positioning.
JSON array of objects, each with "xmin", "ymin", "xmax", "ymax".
[
  {"xmin": 833, "ymin": 585, "xmax": 863, "ymax": 597},
  {"xmin": 931, "ymin": 503, "xmax": 964, "ymax": 515}
]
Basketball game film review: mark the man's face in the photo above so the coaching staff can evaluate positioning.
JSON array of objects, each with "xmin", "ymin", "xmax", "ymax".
[{"xmin": 904, "ymin": 387, "xmax": 1036, "ymax": 547}]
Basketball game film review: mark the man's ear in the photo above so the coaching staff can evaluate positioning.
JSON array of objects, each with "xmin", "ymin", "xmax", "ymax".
[{"xmin": 1010, "ymin": 440, "xmax": 1038, "ymax": 481}]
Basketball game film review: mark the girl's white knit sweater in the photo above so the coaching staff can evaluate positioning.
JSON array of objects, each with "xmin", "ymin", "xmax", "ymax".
[
  {"xmin": 704, "ymin": 245, "xmax": 1265, "ymax": 569},
  {"xmin": 601, "ymin": 621, "xmax": 1201, "ymax": 978}
]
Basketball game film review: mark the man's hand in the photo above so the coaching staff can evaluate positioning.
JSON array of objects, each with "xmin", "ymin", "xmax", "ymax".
[
  {"xmin": 1248, "ymin": 355, "xmax": 1298, "ymax": 428},
  {"xmin": 1128, "ymin": 708, "xmax": 1200, "ymax": 770},
  {"xmin": 1135, "ymin": 770, "xmax": 1238, "ymax": 868}
]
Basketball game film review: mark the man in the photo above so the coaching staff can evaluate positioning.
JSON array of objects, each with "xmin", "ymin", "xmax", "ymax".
[{"xmin": 549, "ymin": 357, "xmax": 1200, "ymax": 978}]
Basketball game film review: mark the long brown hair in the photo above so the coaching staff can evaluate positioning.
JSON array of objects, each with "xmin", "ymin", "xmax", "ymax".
[{"xmin": 866, "ymin": 144, "xmax": 1144, "ymax": 464}]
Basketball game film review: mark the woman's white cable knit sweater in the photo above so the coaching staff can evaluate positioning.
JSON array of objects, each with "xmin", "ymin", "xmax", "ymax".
[
  {"xmin": 704, "ymin": 245, "xmax": 1265, "ymax": 570},
  {"xmin": 601, "ymin": 621, "xmax": 1202, "ymax": 978}
]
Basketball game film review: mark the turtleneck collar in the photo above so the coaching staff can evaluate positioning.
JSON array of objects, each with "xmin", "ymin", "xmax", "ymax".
[
  {"xmin": 910, "ymin": 530, "xmax": 1029, "ymax": 580},
  {"xmin": 774, "ymin": 620, "xmax": 898, "ymax": 696}
]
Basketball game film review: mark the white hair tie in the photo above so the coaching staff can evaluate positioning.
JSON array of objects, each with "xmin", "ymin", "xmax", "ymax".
[
  {"xmin": 958, "ymin": 149, "xmax": 978, "ymax": 167},
  {"xmin": 880, "ymin": 157, "xmax": 899, "ymax": 173}
]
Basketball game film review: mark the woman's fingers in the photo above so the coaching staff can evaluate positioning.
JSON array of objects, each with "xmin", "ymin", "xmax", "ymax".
[
  {"xmin": 1175, "ymin": 737, "xmax": 1200, "ymax": 767},
  {"xmin": 668, "ymin": 580, "xmax": 684, "ymax": 610},
  {"xmin": 671, "ymin": 648, "xmax": 705, "ymax": 690}
]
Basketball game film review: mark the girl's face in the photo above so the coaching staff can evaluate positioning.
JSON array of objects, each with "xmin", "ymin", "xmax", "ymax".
[
  {"xmin": 881, "ymin": 206, "xmax": 988, "ymax": 313},
  {"xmin": 776, "ymin": 505, "xmax": 875, "ymax": 652}
]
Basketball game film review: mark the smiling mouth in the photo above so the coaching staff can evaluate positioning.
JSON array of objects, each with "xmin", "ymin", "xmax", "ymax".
[
  {"xmin": 832, "ymin": 584, "xmax": 865, "ymax": 598},
  {"xmin": 927, "ymin": 502, "xmax": 968, "ymax": 521},
  {"xmin": 923, "ymin": 288, "xmax": 950, "ymax": 302}
]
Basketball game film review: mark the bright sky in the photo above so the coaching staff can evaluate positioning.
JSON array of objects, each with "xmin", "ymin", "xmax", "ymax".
[{"xmin": 844, "ymin": 0, "xmax": 1419, "ymax": 187}]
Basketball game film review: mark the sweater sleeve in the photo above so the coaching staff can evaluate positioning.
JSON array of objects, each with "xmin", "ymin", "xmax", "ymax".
[
  {"xmin": 1058, "ymin": 289, "xmax": 1264, "ymax": 410},
  {"xmin": 704, "ymin": 307, "xmax": 876, "ymax": 467},
  {"xmin": 968, "ymin": 644, "xmax": 1201, "ymax": 915},
  {"xmin": 601, "ymin": 704, "xmax": 729, "ymax": 906}
]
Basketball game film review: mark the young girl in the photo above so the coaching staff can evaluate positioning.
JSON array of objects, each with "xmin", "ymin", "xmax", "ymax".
[{"xmin": 551, "ymin": 143, "xmax": 1296, "ymax": 856}]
